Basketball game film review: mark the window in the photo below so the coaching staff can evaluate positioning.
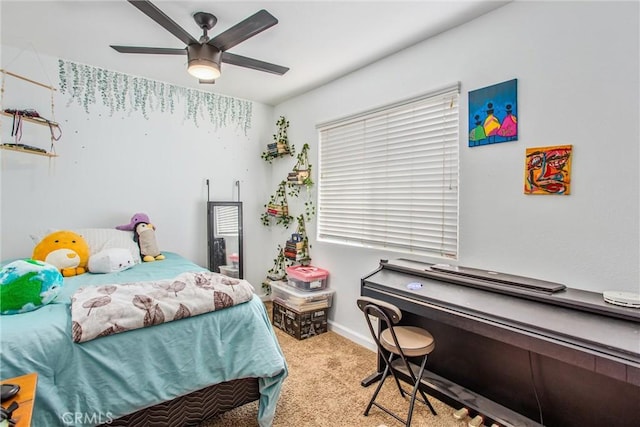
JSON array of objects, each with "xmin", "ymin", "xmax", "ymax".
[{"xmin": 317, "ymin": 84, "xmax": 459, "ymax": 259}]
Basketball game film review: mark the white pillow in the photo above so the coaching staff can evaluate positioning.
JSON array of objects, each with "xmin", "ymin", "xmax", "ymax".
[
  {"xmin": 30, "ymin": 228, "xmax": 141, "ymax": 264},
  {"xmin": 88, "ymin": 248, "xmax": 135, "ymax": 273},
  {"xmin": 74, "ymin": 228, "xmax": 141, "ymax": 264}
]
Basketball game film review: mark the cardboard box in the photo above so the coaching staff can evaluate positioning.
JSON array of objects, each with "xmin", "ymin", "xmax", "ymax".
[{"xmin": 272, "ymin": 301, "xmax": 327, "ymax": 340}]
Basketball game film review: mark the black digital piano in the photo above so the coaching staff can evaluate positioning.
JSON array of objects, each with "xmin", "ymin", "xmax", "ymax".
[{"xmin": 361, "ymin": 258, "xmax": 640, "ymax": 427}]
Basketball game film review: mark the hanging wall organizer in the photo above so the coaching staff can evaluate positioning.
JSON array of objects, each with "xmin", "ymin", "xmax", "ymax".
[{"xmin": 0, "ymin": 69, "xmax": 61, "ymax": 157}]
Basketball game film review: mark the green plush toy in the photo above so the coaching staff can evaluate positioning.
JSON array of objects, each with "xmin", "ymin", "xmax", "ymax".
[{"xmin": 0, "ymin": 259, "xmax": 64, "ymax": 315}]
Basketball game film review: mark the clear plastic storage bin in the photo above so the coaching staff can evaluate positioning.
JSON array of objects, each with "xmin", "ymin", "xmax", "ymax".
[
  {"xmin": 286, "ymin": 265, "xmax": 329, "ymax": 291},
  {"xmin": 269, "ymin": 280, "xmax": 334, "ymax": 311},
  {"xmin": 219, "ymin": 265, "xmax": 239, "ymax": 278}
]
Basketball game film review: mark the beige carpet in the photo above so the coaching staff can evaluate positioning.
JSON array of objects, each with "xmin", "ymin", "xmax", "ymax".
[{"xmin": 202, "ymin": 302, "xmax": 468, "ymax": 427}]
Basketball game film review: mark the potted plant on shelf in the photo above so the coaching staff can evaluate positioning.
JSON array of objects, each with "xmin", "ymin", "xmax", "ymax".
[
  {"xmin": 261, "ymin": 116, "xmax": 295, "ymax": 162},
  {"xmin": 261, "ymin": 181, "xmax": 294, "ymax": 228},
  {"xmin": 293, "ymin": 143, "xmax": 313, "ymax": 186},
  {"xmin": 287, "ymin": 215, "xmax": 311, "ymax": 265},
  {"xmin": 287, "ymin": 143, "xmax": 316, "ymax": 221}
]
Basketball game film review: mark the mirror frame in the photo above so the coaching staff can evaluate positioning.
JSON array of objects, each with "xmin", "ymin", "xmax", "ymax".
[{"xmin": 207, "ymin": 201, "xmax": 243, "ymax": 279}]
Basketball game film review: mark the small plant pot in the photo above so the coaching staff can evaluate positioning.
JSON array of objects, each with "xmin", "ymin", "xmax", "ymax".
[
  {"xmin": 277, "ymin": 142, "xmax": 289, "ymax": 154},
  {"xmin": 296, "ymin": 169, "xmax": 309, "ymax": 183}
]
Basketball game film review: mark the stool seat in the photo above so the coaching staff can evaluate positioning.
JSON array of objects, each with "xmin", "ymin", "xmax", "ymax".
[
  {"xmin": 357, "ymin": 297, "xmax": 438, "ymax": 426},
  {"xmin": 381, "ymin": 326, "xmax": 435, "ymax": 357}
]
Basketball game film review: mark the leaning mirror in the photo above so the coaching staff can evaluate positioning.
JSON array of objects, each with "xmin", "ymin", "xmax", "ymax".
[{"xmin": 207, "ymin": 201, "xmax": 243, "ymax": 279}]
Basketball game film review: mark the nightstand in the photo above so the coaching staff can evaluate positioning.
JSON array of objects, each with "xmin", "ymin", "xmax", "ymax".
[{"xmin": 1, "ymin": 372, "xmax": 37, "ymax": 426}]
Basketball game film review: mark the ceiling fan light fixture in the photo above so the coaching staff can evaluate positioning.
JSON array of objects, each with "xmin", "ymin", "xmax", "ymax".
[
  {"xmin": 187, "ymin": 44, "xmax": 222, "ymax": 80},
  {"xmin": 188, "ymin": 60, "xmax": 221, "ymax": 80}
]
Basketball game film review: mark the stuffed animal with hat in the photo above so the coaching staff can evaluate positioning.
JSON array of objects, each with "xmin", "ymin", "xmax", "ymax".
[{"xmin": 116, "ymin": 213, "xmax": 165, "ymax": 262}]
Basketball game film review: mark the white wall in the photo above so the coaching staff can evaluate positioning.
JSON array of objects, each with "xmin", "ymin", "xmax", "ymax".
[
  {"xmin": 274, "ymin": 1, "xmax": 640, "ymax": 347},
  {"xmin": 0, "ymin": 46, "xmax": 275, "ymax": 288},
  {"xmin": 2, "ymin": 2, "xmax": 638, "ymax": 349}
]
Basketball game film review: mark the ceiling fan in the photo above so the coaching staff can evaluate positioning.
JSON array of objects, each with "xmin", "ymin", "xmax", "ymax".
[{"xmin": 110, "ymin": 0, "xmax": 289, "ymax": 84}]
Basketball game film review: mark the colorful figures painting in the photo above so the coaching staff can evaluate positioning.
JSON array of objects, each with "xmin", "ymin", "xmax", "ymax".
[
  {"xmin": 524, "ymin": 145, "xmax": 572, "ymax": 195},
  {"xmin": 469, "ymin": 79, "xmax": 518, "ymax": 147}
]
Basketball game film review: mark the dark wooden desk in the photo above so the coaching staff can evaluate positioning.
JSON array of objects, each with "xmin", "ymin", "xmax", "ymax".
[
  {"xmin": 1, "ymin": 372, "xmax": 37, "ymax": 427},
  {"xmin": 361, "ymin": 259, "xmax": 640, "ymax": 427}
]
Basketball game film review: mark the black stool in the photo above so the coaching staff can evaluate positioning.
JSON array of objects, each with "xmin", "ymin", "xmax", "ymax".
[{"xmin": 357, "ymin": 296, "xmax": 438, "ymax": 426}]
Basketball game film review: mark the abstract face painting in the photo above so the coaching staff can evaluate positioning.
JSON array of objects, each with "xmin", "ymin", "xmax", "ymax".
[{"xmin": 524, "ymin": 145, "xmax": 573, "ymax": 195}]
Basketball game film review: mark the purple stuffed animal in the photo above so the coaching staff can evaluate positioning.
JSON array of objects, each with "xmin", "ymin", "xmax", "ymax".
[
  {"xmin": 116, "ymin": 213, "xmax": 165, "ymax": 262},
  {"xmin": 116, "ymin": 213, "xmax": 151, "ymax": 231}
]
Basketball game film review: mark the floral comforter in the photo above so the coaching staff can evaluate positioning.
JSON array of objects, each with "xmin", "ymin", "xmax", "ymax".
[{"xmin": 71, "ymin": 270, "xmax": 255, "ymax": 342}]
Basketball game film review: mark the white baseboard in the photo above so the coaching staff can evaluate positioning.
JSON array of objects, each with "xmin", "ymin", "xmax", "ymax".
[{"xmin": 328, "ymin": 320, "xmax": 376, "ymax": 352}]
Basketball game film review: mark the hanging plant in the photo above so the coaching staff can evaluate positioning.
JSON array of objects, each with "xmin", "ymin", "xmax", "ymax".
[
  {"xmin": 262, "ymin": 245, "xmax": 290, "ymax": 294},
  {"xmin": 288, "ymin": 143, "xmax": 313, "ymax": 187},
  {"xmin": 261, "ymin": 180, "xmax": 294, "ymax": 228},
  {"xmin": 287, "ymin": 143, "xmax": 315, "ymax": 221},
  {"xmin": 58, "ymin": 59, "xmax": 252, "ymax": 133},
  {"xmin": 303, "ymin": 199, "xmax": 316, "ymax": 223},
  {"xmin": 261, "ymin": 115, "xmax": 295, "ymax": 162},
  {"xmin": 283, "ymin": 216, "xmax": 310, "ymax": 265}
]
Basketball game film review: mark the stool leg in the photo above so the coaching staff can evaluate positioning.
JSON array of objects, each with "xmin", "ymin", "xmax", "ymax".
[
  {"xmin": 418, "ymin": 385, "xmax": 438, "ymax": 416},
  {"xmin": 413, "ymin": 355, "xmax": 437, "ymax": 416},
  {"xmin": 364, "ymin": 352, "xmax": 393, "ymax": 416},
  {"xmin": 388, "ymin": 355, "xmax": 408, "ymax": 399},
  {"xmin": 406, "ymin": 354, "xmax": 435, "ymax": 426},
  {"xmin": 401, "ymin": 353, "xmax": 438, "ymax": 418}
]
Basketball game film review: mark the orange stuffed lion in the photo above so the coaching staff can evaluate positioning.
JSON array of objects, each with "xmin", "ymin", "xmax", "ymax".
[{"xmin": 32, "ymin": 230, "xmax": 89, "ymax": 277}]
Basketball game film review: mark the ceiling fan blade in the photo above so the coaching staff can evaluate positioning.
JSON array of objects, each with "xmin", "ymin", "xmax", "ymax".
[
  {"xmin": 208, "ymin": 9, "xmax": 278, "ymax": 51},
  {"xmin": 111, "ymin": 46, "xmax": 187, "ymax": 55},
  {"xmin": 221, "ymin": 52, "xmax": 289, "ymax": 76},
  {"xmin": 127, "ymin": 0, "xmax": 197, "ymax": 46}
]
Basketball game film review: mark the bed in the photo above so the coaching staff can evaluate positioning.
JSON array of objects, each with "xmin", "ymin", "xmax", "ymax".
[{"xmin": 0, "ymin": 252, "xmax": 287, "ymax": 427}]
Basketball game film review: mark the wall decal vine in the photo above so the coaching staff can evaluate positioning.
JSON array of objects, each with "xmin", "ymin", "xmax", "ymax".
[{"xmin": 58, "ymin": 59, "xmax": 252, "ymax": 133}]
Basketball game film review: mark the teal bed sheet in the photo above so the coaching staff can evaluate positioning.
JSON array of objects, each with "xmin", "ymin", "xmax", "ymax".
[{"xmin": 0, "ymin": 253, "xmax": 287, "ymax": 426}]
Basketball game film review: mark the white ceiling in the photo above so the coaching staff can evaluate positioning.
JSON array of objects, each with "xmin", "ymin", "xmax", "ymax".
[{"xmin": 1, "ymin": 1, "xmax": 509, "ymax": 106}]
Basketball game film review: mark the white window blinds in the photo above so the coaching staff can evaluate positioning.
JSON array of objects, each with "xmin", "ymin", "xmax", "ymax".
[
  {"xmin": 317, "ymin": 84, "xmax": 459, "ymax": 258},
  {"xmin": 215, "ymin": 206, "xmax": 239, "ymax": 236}
]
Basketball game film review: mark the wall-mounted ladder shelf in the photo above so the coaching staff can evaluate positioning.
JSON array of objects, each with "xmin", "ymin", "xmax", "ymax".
[
  {"xmin": 0, "ymin": 144, "xmax": 59, "ymax": 158},
  {"xmin": 1, "ymin": 111, "xmax": 59, "ymax": 128},
  {"xmin": 0, "ymin": 69, "xmax": 60, "ymax": 157}
]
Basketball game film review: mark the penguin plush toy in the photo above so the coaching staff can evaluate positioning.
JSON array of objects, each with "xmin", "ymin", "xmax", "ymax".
[
  {"xmin": 116, "ymin": 213, "xmax": 165, "ymax": 263},
  {"xmin": 134, "ymin": 222, "xmax": 165, "ymax": 262}
]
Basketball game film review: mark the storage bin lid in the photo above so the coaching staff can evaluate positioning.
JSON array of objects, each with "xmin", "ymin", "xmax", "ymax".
[{"xmin": 286, "ymin": 265, "xmax": 329, "ymax": 281}]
